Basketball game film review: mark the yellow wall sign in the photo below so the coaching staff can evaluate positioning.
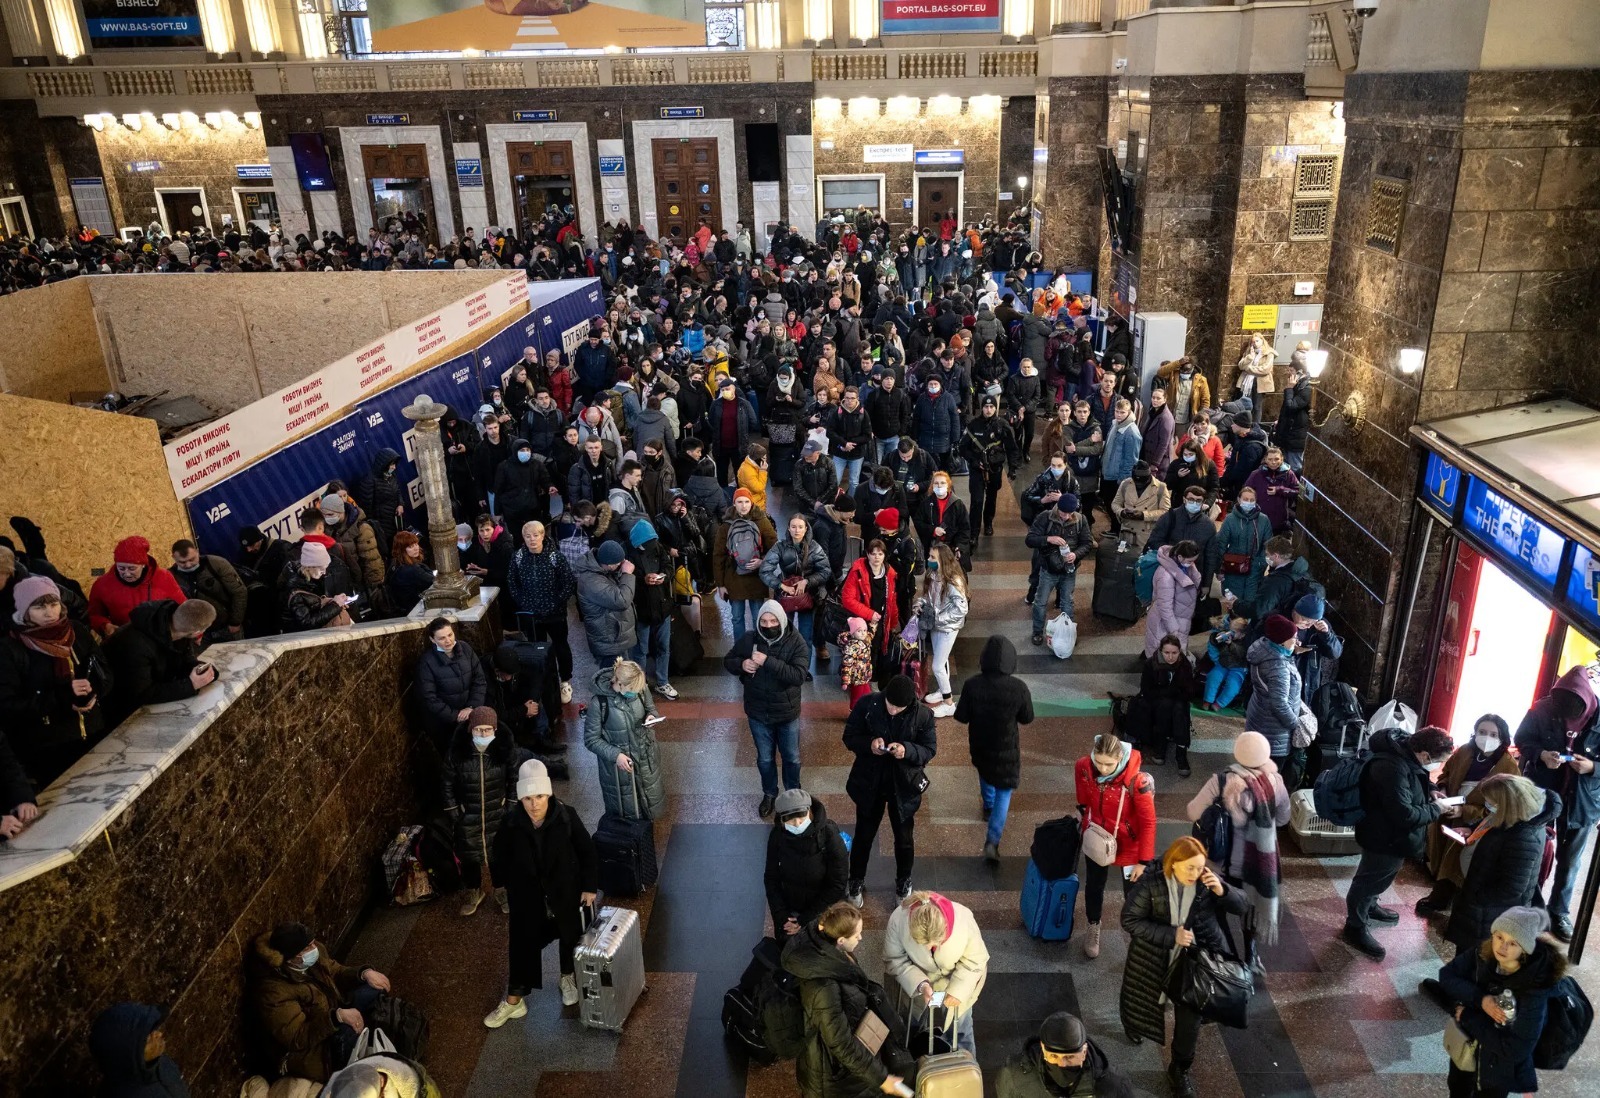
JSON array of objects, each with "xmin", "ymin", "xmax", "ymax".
[{"xmin": 1241, "ymin": 305, "xmax": 1279, "ymax": 330}]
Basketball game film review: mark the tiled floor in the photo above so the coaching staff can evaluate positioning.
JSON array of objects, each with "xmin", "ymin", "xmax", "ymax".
[{"xmin": 347, "ymin": 473, "xmax": 1600, "ymax": 1097}]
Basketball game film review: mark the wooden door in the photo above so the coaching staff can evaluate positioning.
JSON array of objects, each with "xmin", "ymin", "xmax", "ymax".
[
  {"xmin": 506, "ymin": 140, "xmax": 575, "ymax": 178},
  {"xmin": 362, "ymin": 144, "xmax": 429, "ymax": 180},
  {"xmin": 917, "ymin": 175, "xmax": 958, "ymax": 228},
  {"xmin": 652, "ymin": 137, "xmax": 719, "ymax": 246},
  {"xmin": 160, "ymin": 190, "xmax": 206, "ymax": 234}
]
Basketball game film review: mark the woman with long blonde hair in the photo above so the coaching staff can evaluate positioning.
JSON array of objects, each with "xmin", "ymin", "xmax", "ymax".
[{"xmin": 915, "ymin": 543, "xmax": 969, "ymax": 717}]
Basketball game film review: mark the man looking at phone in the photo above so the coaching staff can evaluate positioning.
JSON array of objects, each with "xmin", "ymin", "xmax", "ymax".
[
  {"xmin": 1514, "ymin": 667, "xmax": 1600, "ymax": 941},
  {"xmin": 103, "ymin": 598, "xmax": 219, "ymax": 727}
]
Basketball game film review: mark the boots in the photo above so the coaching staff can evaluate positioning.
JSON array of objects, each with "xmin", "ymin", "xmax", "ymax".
[
  {"xmin": 1168, "ymin": 1063, "xmax": 1198, "ymax": 1098},
  {"xmin": 1084, "ymin": 922, "xmax": 1102, "ymax": 959},
  {"xmin": 1175, "ymin": 747, "xmax": 1191, "ymax": 778},
  {"xmin": 1415, "ymin": 881, "xmax": 1456, "ymax": 916}
]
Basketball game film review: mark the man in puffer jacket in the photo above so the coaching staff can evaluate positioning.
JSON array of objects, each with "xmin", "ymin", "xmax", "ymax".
[
  {"xmin": 764, "ymin": 788, "xmax": 849, "ymax": 943},
  {"xmin": 1243, "ymin": 615, "xmax": 1303, "ymax": 780},
  {"xmin": 574, "ymin": 541, "xmax": 637, "ymax": 661},
  {"xmin": 442, "ymin": 706, "xmax": 530, "ymax": 917},
  {"xmin": 319, "ymin": 493, "xmax": 385, "ymax": 592},
  {"xmin": 724, "ymin": 598, "xmax": 813, "ymax": 820},
  {"xmin": 87, "ymin": 535, "xmax": 187, "ymax": 637}
]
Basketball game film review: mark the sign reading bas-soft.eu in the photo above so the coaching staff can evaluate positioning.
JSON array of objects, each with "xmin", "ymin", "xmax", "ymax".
[{"xmin": 84, "ymin": 0, "xmax": 203, "ymax": 49}]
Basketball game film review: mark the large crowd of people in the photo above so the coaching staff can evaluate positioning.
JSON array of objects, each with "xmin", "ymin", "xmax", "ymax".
[{"xmin": 5, "ymin": 205, "xmax": 1593, "ymax": 1098}]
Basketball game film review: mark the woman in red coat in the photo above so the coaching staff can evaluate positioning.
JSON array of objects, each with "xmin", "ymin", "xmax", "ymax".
[
  {"xmin": 839, "ymin": 539, "xmax": 900, "ymax": 685},
  {"xmin": 86, "ymin": 535, "xmax": 186, "ymax": 637},
  {"xmin": 1073, "ymin": 732, "xmax": 1157, "ymax": 961}
]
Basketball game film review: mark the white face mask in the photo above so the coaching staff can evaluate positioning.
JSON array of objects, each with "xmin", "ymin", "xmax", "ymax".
[
  {"xmin": 933, "ymin": 485, "xmax": 948, "ymax": 499},
  {"xmin": 784, "ymin": 818, "xmax": 811, "ymax": 836},
  {"xmin": 1425, "ymin": 758, "xmax": 1445, "ymax": 774},
  {"xmin": 1476, "ymin": 733, "xmax": 1500, "ymax": 754}
]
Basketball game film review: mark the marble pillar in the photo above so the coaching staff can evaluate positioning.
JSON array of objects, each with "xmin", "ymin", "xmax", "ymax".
[{"xmin": 402, "ymin": 396, "xmax": 481, "ymax": 610}]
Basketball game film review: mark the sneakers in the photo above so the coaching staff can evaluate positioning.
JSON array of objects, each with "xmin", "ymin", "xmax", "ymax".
[
  {"xmin": 982, "ymin": 841, "xmax": 1000, "ymax": 865},
  {"xmin": 1032, "ymin": 633, "xmax": 1045, "ymax": 646},
  {"xmin": 459, "ymin": 888, "xmax": 484, "ymax": 917},
  {"xmin": 758, "ymin": 794, "xmax": 776, "ymax": 819},
  {"xmin": 924, "ymin": 691, "xmax": 945, "ymax": 704},
  {"xmin": 1175, "ymin": 748, "xmax": 1191, "ymax": 779},
  {"xmin": 560, "ymin": 680, "xmax": 573, "ymax": 704},
  {"xmin": 933, "ymin": 703, "xmax": 956, "ymax": 718},
  {"xmin": 494, "ymin": 886, "xmax": 510, "ymax": 914},
  {"xmin": 846, "ymin": 880, "xmax": 865, "ymax": 909},
  {"xmin": 654, "ymin": 682, "xmax": 680, "ymax": 701},
  {"xmin": 483, "ymin": 998, "xmax": 527, "ymax": 1028},
  {"xmin": 1341, "ymin": 923, "xmax": 1387, "ymax": 961},
  {"xmin": 895, "ymin": 878, "xmax": 913, "ymax": 902},
  {"xmin": 1369, "ymin": 904, "xmax": 1400, "ymax": 924},
  {"xmin": 560, "ymin": 974, "xmax": 580, "ymax": 1007},
  {"xmin": 1084, "ymin": 922, "xmax": 1102, "ymax": 959}
]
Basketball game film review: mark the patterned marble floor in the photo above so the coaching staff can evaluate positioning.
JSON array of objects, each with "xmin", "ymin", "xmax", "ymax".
[{"xmin": 346, "ymin": 472, "xmax": 1600, "ymax": 1097}]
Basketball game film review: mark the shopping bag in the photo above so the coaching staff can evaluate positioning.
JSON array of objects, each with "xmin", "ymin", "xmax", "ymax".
[{"xmin": 1046, "ymin": 614, "xmax": 1077, "ymax": 659}]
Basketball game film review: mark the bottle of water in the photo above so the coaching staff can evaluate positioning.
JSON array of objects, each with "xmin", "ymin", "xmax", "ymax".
[{"xmin": 1497, "ymin": 989, "xmax": 1517, "ymax": 1025}]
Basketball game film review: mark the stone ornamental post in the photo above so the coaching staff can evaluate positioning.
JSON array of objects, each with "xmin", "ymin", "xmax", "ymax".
[{"xmin": 402, "ymin": 394, "xmax": 481, "ymax": 610}]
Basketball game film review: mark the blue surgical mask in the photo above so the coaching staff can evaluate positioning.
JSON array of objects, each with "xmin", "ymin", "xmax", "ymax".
[
  {"xmin": 1185, "ymin": 501, "xmax": 1203, "ymax": 515},
  {"xmin": 784, "ymin": 818, "xmax": 812, "ymax": 836},
  {"xmin": 1238, "ymin": 501, "xmax": 1256, "ymax": 513},
  {"xmin": 457, "ymin": 540, "xmax": 472, "ymax": 551},
  {"xmin": 619, "ymin": 690, "xmax": 638, "ymax": 698},
  {"xmin": 295, "ymin": 946, "xmax": 320, "ymax": 971},
  {"xmin": 473, "ymin": 734, "xmax": 495, "ymax": 751},
  {"xmin": 517, "ymin": 451, "xmax": 532, "ymax": 463},
  {"xmin": 1183, "ymin": 452, "xmax": 1196, "ymax": 463},
  {"xmin": 435, "ymin": 644, "xmax": 450, "ymax": 654},
  {"xmin": 927, "ymin": 559, "xmax": 939, "ymax": 572}
]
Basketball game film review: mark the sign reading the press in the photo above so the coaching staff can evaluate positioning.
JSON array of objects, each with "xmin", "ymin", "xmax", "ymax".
[
  {"xmin": 1462, "ymin": 476, "xmax": 1565, "ymax": 592},
  {"xmin": 83, "ymin": 0, "xmax": 203, "ymax": 48},
  {"xmin": 881, "ymin": 0, "xmax": 1000, "ymax": 34}
]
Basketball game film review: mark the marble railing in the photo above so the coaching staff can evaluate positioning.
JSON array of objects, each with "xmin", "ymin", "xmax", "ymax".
[{"xmin": 0, "ymin": 590, "xmax": 496, "ymax": 894}]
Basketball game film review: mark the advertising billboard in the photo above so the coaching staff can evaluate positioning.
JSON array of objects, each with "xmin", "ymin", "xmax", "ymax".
[
  {"xmin": 83, "ymin": 0, "xmax": 204, "ymax": 48},
  {"xmin": 881, "ymin": 0, "xmax": 1000, "ymax": 34},
  {"xmin": 368, "ymin": 0, "xmax": 708, "ymax": 52}
]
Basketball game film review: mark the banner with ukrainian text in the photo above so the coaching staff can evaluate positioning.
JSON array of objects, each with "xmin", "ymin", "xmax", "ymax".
[
  {"xmin": 881, "ymin": 0, "xmax": 1000, "ymax": 34},
  {"xmin": 368, "ymin": 0, "xmax": 707, "ymax": 52}
]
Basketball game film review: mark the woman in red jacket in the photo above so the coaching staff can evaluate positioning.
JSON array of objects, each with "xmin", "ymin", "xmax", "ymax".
[
  {"xmin": 839, "ymin": 539, "xmax": 900, "ymax": 685},
  {"xmin": 1073, "ymin": 732, "xmax": 1156, "ymax": 961},
  {"xmin": 86, "ymin": 535, "xmax": 186, "ymax": 637}
]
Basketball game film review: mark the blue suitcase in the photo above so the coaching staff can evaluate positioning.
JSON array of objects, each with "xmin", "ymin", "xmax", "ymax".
[{"xmin": 1020, "ymin": 860, "xmax": 1079, "ymax": 941}]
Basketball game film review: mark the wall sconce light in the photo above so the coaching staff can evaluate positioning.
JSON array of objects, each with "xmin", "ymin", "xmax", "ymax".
[
  {"xmin": 160, "ymin": 112, "xmax": 181, "ymax": 130},
  {"xmin": 121, "ymin": 113, "xmax": 142, "ymax": 131},
  {"xmin": 969, "ymin": 94, "xmax": 1001, "ymax": 115},
  {"xmin": 243, "ymin": 111, "xmax": 261, "ymax": 128},
  {"xmin": 83, "ymin": 113, "xmax": 105, "ymax": 131},
  {"xmin": 1399, "ymin": 347, "xmax": 1424, "ymax": 374},
  {"xmin": 886, "ymin": 96, "xmax": 919, "ymax": 120},
  {"xmin": 220, "ymin": 110, "xmax": 239, "ymax": 127},
  {"xmin": 1016, "ymin": 175, "xmax": 1028, "ymax": 189},
  {"xmin": 1315, "ymin": 390, "xmax": 1368, "ymax": 436},
  {"xmin": 1304, "ymin": 348, "xmax": 1329, "ymax": 379},
  {"xmin": 846, "ymin": 96, "xmax": 879, "ymax": 118},
  {"xmin": 814, "ymin": 97, "xmax": 842, "ymax": 121},
  {"xmin": 180, "ymin": 111, "xmax": 200, "ymax": 128},
  {"xmin": 203, "ymin": 112, "xmax": 223, "ymax": 128},
  {"xmin": 928, "ymin": 94, "xmax": 961, "ymax": 118}
]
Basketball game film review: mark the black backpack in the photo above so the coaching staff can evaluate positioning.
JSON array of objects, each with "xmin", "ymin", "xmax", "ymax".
[
  {"xmin": 1313, "ymin": 681, "xmax": 1367, "ymax": 757},
  {"xmin": 1029, "ymin": 814, "xmax": 1082, "ymax": 880},
  {"xmin": 1192, "ymin": 770, "xmax": 1235, "ymax": 864},
  {"xmin": 1535, "ymin": 976, "xmax": 1593, "ymax": 1070}
]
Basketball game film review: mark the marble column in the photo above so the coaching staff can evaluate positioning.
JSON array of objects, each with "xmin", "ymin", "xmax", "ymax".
[{"xmin": 403, "ymin": 396, "xmax": 481, "ymax": 610}]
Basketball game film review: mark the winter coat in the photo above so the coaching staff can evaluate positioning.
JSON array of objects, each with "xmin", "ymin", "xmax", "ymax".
[
  {"xmin": 866, "ymin": 385, "xmax": 914, "ymax": 440},
  {"xmin": 246, "ymin": 931, "xmax": 369, "ymax": 1083},
  {"xmin": 724, "ymin": 600, "xmax": 812, "ymax": 723},
  {"xmin": 1184, "ymin": 761, "xmax": 1291, "ymax": 880},
  {"xmin": 712, "ymin": 506, "xmax": 779, "ymax": 603},
  {"xmin": 737, "ymin": 458, "xmax": 770, "ymax": 512},
  {"xmin": 1242, "ymin": 554, "xmax": 1312, "ymax": 622},
  {"xmin": 914, "ymin": 577, "xmax": 969, "ymax": 636},
  {"xmin": 707, "ymin": 393, "xmax": 757, "ymax": 455},
  {"xmin": 634, "ymin": 407, "xmax": 677, "ymax": 460},
  {"xmin": 1243, "ymin": 637, "xmax": 1301, "ymax": 758},
  {"xmin": 1119, "ymin": 866, "xmax": 1249, "ymax": 1045},
  {"xmin": 1355, "ymin": 729, "xmax": 1441, "ymax": 859},
  {"xmin": 173, "ymin": 554, "xmax": 251, "ymax": 628},
  {"xmin": 840, "ymin": 558, "xmax": 901, "ymax": 661},
  {"xmin": 415, "ymin": 640, "xmax": 488, "ymax": 737},
  {"xmin": 1206, "ymin": 508, "xmax": 1274, "ymax": 584},
  {"xmin": 1026, "ymin": 509, "xmax": 1094, "ymax": 576},
  {"xmin": 996, "ymin": 1036, "xmax": 1127, "ymax": 1098},
  {"xmin": 1437, "ymin": 939, "xmax": 1566, "ymax": 1094},
  {"xmin": 914, "ymin": 493, "xmax": 971, "ymax": 563},
  {"xmin": 279, "ymin": 571, "xmax": 346, "ymax": 634},
  {"xmin": 102, "ymin": 600, "xmax": 204, "ymax": 727},
  {"xmin": 1100, "ymin": 419, "xmax": 1143, "ymax": 483},
  {"xmin": 506, "ymin": 544, "xmax": 576, "ymax": 622},
  {"xmin": 1073, "ymin": 751, "xmax": 1157, "ymax": 868},
  {"xmin": 782, "ymin": 922, "xmax": 892, "ymax": 1098},
  {"xmin": 1147, "ymin": 506, "xmax": 1217, "ymax": 562},
  {"xmin": 826, "ymin": 405, "xmax": 874, "ymax": 461},
  {"xmin": 1514, "ymin": 666, "xmax": 1600, "ymax": 829},
  {"xmin": 0, "ymin": 622, "xmax": 113, "ymax": 785},
  {"xmin": 913, "ymin": 390, "xmax": 962, "ymax": 454},
  {"xmin": 953, "ymin": 637, "xmax": 1034, "ymax": 789},
  {"xmin": 793, "ymin": 456, "xmax": 840, "ymax": 514},
  {"xmin": 1021, "ymin": 468, "xmax": 1080, "ymax": 525},
  {"xmin": 88, "ymin": 1001, "xmax": 191, "ymax": 1098},
  {"xmin": 1243, "ymin": 465, "xmax": 1300, "ymax": 533},
  {"xmin": 328, "ymin": 503, "xmax": 385, "ymax": 591},
  {"xmin": 1165, "ymin": 458, "xmax": 1219, "ymax": 507},
  {"xmin": 355, "ymin": 447, "xmax": 404, "ymax": 552},
  {"xmin": 583, "ymin": 665, "xmax": 665, "ymax": 819},
  {"xmin": 1425, "ymin": 744, "xmax": 1524, "ymax": 884},
  {"xmin": 1219, "ymin": 427, "xmax": 1269, "ymax": 493},
  {"xmin": 1145, "ymin": 545, "xmax": 1201, "ymax": 654},
  {"xmin": 1447, "ymin": 788, "xmax": 1561, "ymax": 951},
  {"xmin": 0, "ymin": 558, "xmax": 89, "ymax": 632},
  {"xmin": 1140, "ymin": 406, "xmax": 1175, "ymax": 476},
  {"xmin": 573, "ymin": 553, "xmax": 638, "ymax": 658},
  {"xmin": 764, "ymin": 795, "xmax": 850, "ymax": 929},
  {"xmin": 491, "ymin": 797, "xmax": 599, "ymax": 980},
  {"xmin": 87, "ymin": 555, "xmax": 186, "ymax": 636},
  {"xmin": 1019, "ymin": 314, "xmax": 1052, "ymax": 365},
  {"xmin": 442, "ymin": 727, "xmax": 529, "ymax": 868},
  {"xmin": 760, "ymin": 534, "xmax": 834, "ymax": 598},
  {"xmin": 565, "ymin": 453, "xmax": 615, "ymax": 509},
  {"xmin": 1111, "ymin": 478, "xmax": 1170, "ymax": 548},
  {"xmin": 1065, "ymin": 419, "xmax": 1104, "ymax": 482},
  {"xmin": 1157, "ymin": 361, "xmax": 1213, "ymax": 421},
  {"xmin": 883, "ymin": 896, "xmax": 989, "ymax": 1017},
  {"xmin": 1274, "ymin": 374, "xmax": 1311, "ymax": 451},
  {"xmin": 843, "ymin": 692, "xmax": 937, "ymax": 816},
  {"xmin": 496, "ymin": 449, "xmax": 555, "ymax": 522},
  {"xmin": 1237, "ymin": 345, "xmax": 1276, "ymax": 395}
]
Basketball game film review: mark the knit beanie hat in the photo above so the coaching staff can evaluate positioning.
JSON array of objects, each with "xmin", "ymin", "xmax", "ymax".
[
  {"xmin": 468, "ymin": 706, "xmax": 498, "ymax": 730},
  {"xmin": 300, "ymin": 542, "xmax": 331, "ymax": 569},
  {"xmin": 320, "ymin": 493, "xmax": 344, "ymax": 521},
  {"xmin": 629, "ymin": 519, "xmax": 659, "ymax": 548},
  {"xmin": 515, "ymin": 758, "xmax": 553, "ymax": 799},
  {"xmin": 596, "ymin": 541, "xmax": 626, "ymax": 566},
  {"xmin": 1233, "ymin": 730, "xmax": 1272, "ymax": 768},
  {"xmin": 268, "ymin": 922, "xmax": 313, "ymax": 961},
  {"xmin": 172, "ymin": 599, "xmax": 217, "ymax": 636},
  {"xmin": 1293, "ymin": 593, "xmax": 1325, "ymax": 620},
  {"xmin": 733, "ymin": 487, "xmax": 754, "ymax": 505},
  {"xmin": 1057, "ymin": 492, "xmax": 1080, "ymax": 513},
  {"xmin": 10, "ymin": 575, "xmax": 59, "ymax": 625},
  {"xmin": 1491, "ymin": 906, "xmax": 1549, "ymax": 956},
  {"xmin": 455, "ymin": 523, "xmax": 473, "ymax": 541},
  {"xmin": 874, "ymin": 507, "xmax": 901, "ymax": 532},
  {"xmin": 114, "ymin": 535, "xmax": 150, "ymax": 564},
  {"xmin": 1262, "ymin": 614, "xmax": 1298, "ymax": 646},
  {"xmin": 885, "ymin": 674, "xmax": 916, "ymax": 708}
]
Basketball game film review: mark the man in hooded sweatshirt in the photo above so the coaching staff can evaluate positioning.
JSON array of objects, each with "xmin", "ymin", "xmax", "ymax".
[
  {"xmin": 954, "ymin": 635, "xmax": 1035, "ymax": 863},
  {"xmin": 89, "ymin": 1001, "xmax": 190, "ymax": 1098},
  {"xmin": 1514, "ymin": 666, "xmax": 1600, "ymax": 941},
  {"xmin": 725, "ymin": 600, "xmax": 812, "ymax": 819},
  {"xmin": 87, "ymin": 535, "xmax": 187, "ymax": 637}
]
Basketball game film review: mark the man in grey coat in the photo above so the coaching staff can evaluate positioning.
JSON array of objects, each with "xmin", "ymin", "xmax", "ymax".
[{"xmin": 573, "ymin": 541, "xmax": 637, "ymax": 660}]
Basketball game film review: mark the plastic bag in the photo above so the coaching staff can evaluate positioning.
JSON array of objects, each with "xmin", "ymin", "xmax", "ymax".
[
  {"xmin": 347, "ymin": 1026, "xmax": 398, "ymax": 1066},
  {"xmin": 1046, "ymin": 614, "xmax": 1077, "ymax": 660},
  {"xmin": 1369, "ymin": 699, "xmax": 1417, "ymax": 736}
]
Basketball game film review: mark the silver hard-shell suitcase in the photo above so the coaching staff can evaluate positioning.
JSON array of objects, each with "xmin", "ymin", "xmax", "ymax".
[{"xmin": 574, "ymin": 905, "xmax": 646, "ymax": 1031}]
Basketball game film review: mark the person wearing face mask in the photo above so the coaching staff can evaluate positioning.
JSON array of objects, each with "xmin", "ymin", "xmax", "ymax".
[
  {"xmin": 354, "ymin": 448, "xmax": 406, "ymax": 559},
  {"xmin": 1146, "ymin": 489, "xmax": 1218, "ymax": 590},
  {"xmin": 766, "ymin": 365, "xmax": 808, "ymax": 482},
  {"xmin": 1103, "ymin": 403, "xmax": 1148, "ymax": 539},
  {"xmin": 1110, "ymin": 458, "xmax": 1169, "ymax": 550},
  {"xmin": 169, "ymin": 537, "xmax": 249, "ymax": 641},
  {"xmin": 443, "ymin": 706, "xmax": 531, "ymax": 917},
  {"xmin": 913, "ymin": 545, "xmax": 969, "ymax": 717},
  {"xmin": 1272, "ymin": 346, "xmax": 1313, "ymax": 472},
  {"xmin": 996, "ymin": 1010, "xmax": 1135, "ymax": 1098},
  {"xmin": 87, "ymin": 535, "xmax": 187, "ymax": 638},
  {"xmin": 415, "ymin": 616, "xmax": 488, "ymax": 748},
  {"xmin": 247, "ymin": 921, "xmax": 395, "ymax": 1082},
  {"xmin": 279, "ymin": 542, "xmax": 353, "ymax": 634},
  {"xmin": 961, "ymin": 395, "xmax": 1020, "ymax": 539},
  {"xmin": 765, "ymin": 788, "xmax": 850, "ymax": 945},
  {"xmin": 495, "ymin": 437, "xmax": 555, "ymax": 535},
  {"xmin": 1026, "ymin": 493, "xmax": 1094, "ymax": 647},
  {"xmin": 1157, "ymin": 356, "xmax": 1212, "ymax": 440},
  {"xmin": 783, "ymin": 901, "xmax": 911, "ymax": 1098},
  {"xmin": 1243, "ymin": 446, "xmax": 1301, "ymax": 534},
  {"xmin": 912, "ymin": 375, "xmax": 961, "ymax": 471},
  {"xmin": 1164, "ymin": 441, "xmax": 1218, "ymax": 509},
  {"xmin": 583, "ymin": 657, "xmax": 666, "ymax": 821},
  {"xmin": 854, "ymin": 464, "xmax": 910, "ymax": 537},
  {"xmin": 914, "ymin": 470, "xmax": 971, "ymax": 570},
  {"xmin": 1341, "ymin": 723, "xmax": 1455, "ymax": 961},
  {"xmin": 725, "ymin": 600, "xmax": 813, "ymax": 819}
]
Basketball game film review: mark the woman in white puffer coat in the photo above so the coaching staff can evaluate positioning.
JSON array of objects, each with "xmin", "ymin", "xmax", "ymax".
[{"xmin": 884, "ymin": 889, "xmax": 989, "ymax": 1056}]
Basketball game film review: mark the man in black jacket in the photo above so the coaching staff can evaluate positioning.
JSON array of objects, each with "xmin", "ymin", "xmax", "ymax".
[
  {"xmin": 961, "ymin": 395, "xmax": 1019, "ymax": 538},
  {"xmin": 885, "ymin": 437, "xmax": 936, "ymax": 504},
  {"xmin": 103, "ymin": 599, "xmax": 218, "ymax": 727},
  {"xmin": 1343, "ymin": 724, "xmax": 1454, "ymax": 960},
  {"xmin": 827, "ymin": 386, "xmax": 874, "ymax": 495},
  {"xmin": 865, "ymin": 371, "xmax": 914, "ymax": 463},
  {"xmin": 1026, "ymin": 494, "xmax": 1094, "ymax": 646},
  {"xmin": 792, "ymin": 439, "xmax": 839, "ymax": 515},
  {"xmin": 495, "ymin": 439, "xmax": 554, "ymax": 535},
  {"xmin": 1274, "ymin": 354, "xmax": 1312, "ymax": 472},
  {"xmin": 842, "ymin": 674, "xmax": 938, "ymax": 906},
  {"xmin": 954, "ymin": 635, "xmax": 1034, "ymax": 863},
  {"xmin": 1218, "ymin": 416, "xmax": 1269, "ymax": 503},
  {"xmin": 996, "ymin": 1012, "xmax": 1134, "ymax": 1098},
  {"xmin": 724, "ymin": 599, "xmax": 812, "ymax": 820},
  {"xmin": 764, "ymin": 788, "xmax": 849, "ymax": 943}
]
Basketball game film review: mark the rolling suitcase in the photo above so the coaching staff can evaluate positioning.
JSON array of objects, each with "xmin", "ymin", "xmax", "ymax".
[
  {"xmin": 913, "ymin": 1004, "xmax": 981, "ymax": 1098},
  {"xmin": 575, "ymin": 906, "xmax": 646, "ymax": 1032},
  {"xmin": 1020, "ymin": 859, "xmax": 1079, "ymax": 941},
  {"xmin": 1092, "ymin": 533, "xmax": 1144, "ymax": 622},
  {"xmin": 592, "ymin": 773, "xmax": 659, "ymax": 897}
]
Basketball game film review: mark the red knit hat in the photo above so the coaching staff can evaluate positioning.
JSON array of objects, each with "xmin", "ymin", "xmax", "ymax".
[
  {"xmin": 1262, "ymin": 614, "xmax": 1298, "ymax": 645},
  {"xmin": 113, "ymin": 535, "xmax": 150, "ymax": 564},
  {"xmin": 874, "ymin": 507, "xmax": 901, "ymax": 532}
]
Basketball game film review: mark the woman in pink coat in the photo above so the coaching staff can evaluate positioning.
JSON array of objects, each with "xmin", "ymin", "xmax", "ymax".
[{"xmin": 1144, "ymin": 540, "xmax": 1202, "ymax": 657}]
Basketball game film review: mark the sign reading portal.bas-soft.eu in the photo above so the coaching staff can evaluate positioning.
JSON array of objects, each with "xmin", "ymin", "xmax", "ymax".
[
  {"xmin": 882, "ymin": 0, "xmax": 1000, "ymax": 34},
  {"xmin": 84, "ymin": 0, "xmax": 204, "ymax": 49}
]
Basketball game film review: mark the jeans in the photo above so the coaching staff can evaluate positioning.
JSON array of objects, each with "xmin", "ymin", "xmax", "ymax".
[
  {"xmin": 849, "ymin": 789, "xmax": 916, "ymax": 884},
  {"xmin": 748, "ymin": 717, "xmax": 801, "ymax": 798},
  {"xmin": 1204, "ymin": 665, "xmax": 1248, "ymax": 706},
  {"xmin": 953, "ymin": 1010, "xmax": 976, "ymax": 1055},
  {"xmin": 1082, "ymin": 859, "xmax": 1131, "ymax": 924},
  {"xmin": 1345, "ymin": 850, "xmax": 1405, "ymax": 930},
  {"xmin": 631, "ymin": 618, "xmax": 671, "ymax": 686},
  {"xmin": 1548, "ymin": 823, "xmax": 1592, "ymax": 919},
  {"xmin": 792, "ymin": 607, "xmax": 815, "ymax": 650},
  {"xmin": 727, "ymin": 597, "xmax": 759, "ymax": 640},
  {"xmin": 1033, "ymin": 570, "xmax": 1078, "ymax": 635},
  {"xmin": 928, "ymin": 630, "xmax": 957, "ymax": 697},
  {"xmin": 979, "ymin": 780, "xmax": 1013, "ymax": 846},
  {"xmin": 330, "ymin": 983, "xmax": 383, "ymax": 1063},
  {"xmin": 878, "ymin": 438, "xmax": 900, "ymax": 464},
  {"xmin": 1283, "ymin": 449, "xmax": 1304, "ymax": 472},
  {"xmin": 833, "ymin": 455, "xmax": 865, "ymax": 495}
]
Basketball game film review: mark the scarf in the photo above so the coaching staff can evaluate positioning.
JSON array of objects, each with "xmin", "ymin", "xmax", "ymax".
[
  {"xmin": 1094, "ymin": 740, "xmax": 1132, "ymax": 784},
  {"xmin": 1164, "ymin": 877, "xmax": 1197, "ymax": 984},
  {"xmin": 1237, "ymin": 768, "xmax": 1282, "ymax": 945},
  {"xmin": 20, "ymin": 618, "xmax": 78, "ymax": 679}
]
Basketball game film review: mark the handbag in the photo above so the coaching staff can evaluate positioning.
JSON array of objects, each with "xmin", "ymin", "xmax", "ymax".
[
  {"xmin": 854, "ymin": 1007, "xmax": 889, "ymax": 1055},
  {"xmin": 1220, "ymin": 552, "xmax": 1252, "ymax": 576},
  {"xmin": 778, "ymin": 587, "xmax": 814, "ymax": 614},
  {"xmin": 1167, "ymin": 943, "xmax": 1255, "ymax": 1029},
  {"xmin": 1443, "ymin": 1018, "xmax": 1478, "ymax": 1071},
  {"xmin": 1082, "ymin": 785, "xmax": 1126, "ymax": 867}
]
